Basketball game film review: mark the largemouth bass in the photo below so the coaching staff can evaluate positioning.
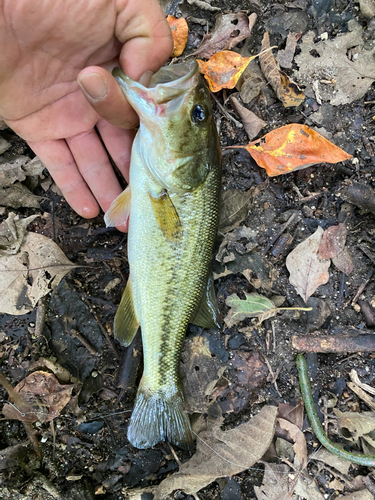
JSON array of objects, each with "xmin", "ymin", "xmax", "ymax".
[{"xmin": 105, "ymin": 61, "xmax": 221, "ymax": 449}]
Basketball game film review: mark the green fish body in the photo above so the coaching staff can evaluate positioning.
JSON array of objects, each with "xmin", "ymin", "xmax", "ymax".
[{"xmin": 105, "ymin": 61, "xmax": 221, "ymax": 449}]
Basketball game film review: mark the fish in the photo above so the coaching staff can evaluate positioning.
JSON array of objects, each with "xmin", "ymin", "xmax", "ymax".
[{"xmin": 104, "ymin": 60, "xmax": 222, "ymax": 450}]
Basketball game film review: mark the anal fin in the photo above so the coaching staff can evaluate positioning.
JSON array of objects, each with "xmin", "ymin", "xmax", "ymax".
[
  {"xmin": 104, "ymin": 185, "xmax": 131, "ymax": 227},
  {"xmin": 149, "ymin": 190, "xmax": 182, "ymax": 242},
  {"xmin": 114, "ymin": 279, "xmax": 139, "ymax": 346},
  {"xmin": 191, "ymin": 274, "xmax": 221, "ymax": 329}
]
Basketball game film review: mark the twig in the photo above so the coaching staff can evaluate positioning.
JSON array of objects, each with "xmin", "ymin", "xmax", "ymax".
[
  {"xmin": 168, "ymin": 443, "xmax": 182, "ymax": 467},
  {"xmin": 82, "ymin": 296, "xmax": 120, "ymax": 358},
  {"xmin": 69, "ymin": 328, "xmax": 98, "ymax": 356},
  {"xmin": 210, "ymin": 92, "xmax": 243, "ymax": 128},
  {"xmin": 35, "ymin": 296, "xmax": 47, "ymax": 337},
  {"xmin": 264, "ymin": 356, "xmax": 282, "ymax": 397},
  {"xmin": 264, "ymin": 213, "xmax": 297, "ymax": 254},
  {"xmin": 344, "ymin": 269, "xmax": 373, "ymax": 308}
]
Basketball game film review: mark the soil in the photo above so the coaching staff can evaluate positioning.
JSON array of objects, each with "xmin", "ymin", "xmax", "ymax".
[{"xmin": 1, "ymin": 0, "xmax": 375, "ymax": 499}]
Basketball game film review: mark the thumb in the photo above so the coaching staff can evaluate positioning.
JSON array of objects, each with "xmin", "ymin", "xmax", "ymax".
[{"xmin": 115, "ymin": 0, "xmax": 173, "ymax": 81}]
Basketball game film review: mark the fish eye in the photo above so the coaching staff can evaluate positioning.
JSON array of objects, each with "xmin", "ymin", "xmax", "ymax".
[{"xmin": 191, "ymin": 104, "xmax": 207, "ymax": 124}]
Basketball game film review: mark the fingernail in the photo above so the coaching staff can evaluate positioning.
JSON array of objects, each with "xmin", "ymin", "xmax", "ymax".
[
  {"xmin": 78, "ymin": 73, "xmax": 108, "ymax": 101},
  {"xmin": 138, "ymin": 70, "xmax": 154, "ymax": 87}
]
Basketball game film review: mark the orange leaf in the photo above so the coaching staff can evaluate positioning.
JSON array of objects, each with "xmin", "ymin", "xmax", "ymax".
[
  {"xmin": 231, "ymin": 124, "xmax": 352, "ymax": 176},
  {"xmin": 197, "ymin": 51, "xmax": 256, "ymax": 92},
  {"xmin": 167, "ymin": 16, "xmax": 188, "ymax": 57}
]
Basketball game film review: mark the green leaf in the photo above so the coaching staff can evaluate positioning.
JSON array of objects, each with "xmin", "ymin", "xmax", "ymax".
[
  {"xmin": 225, "ymin": 292, "xmax": 311, "ymax": 328},
  {"xmin": 225, "ymin": 293, "xmax": 277, "ymax": 327}
]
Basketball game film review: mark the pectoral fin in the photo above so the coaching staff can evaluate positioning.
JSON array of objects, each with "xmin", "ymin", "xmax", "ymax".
[
  {"xmin": 114, "ymin": 279, "xmax": 139, "ymax": 346},
  {"xmin": 104, "ymin": 186, "xmax": 131, "ymax": 227},
  {"xmin": 191, "ymin": 275, "xmax": 221, "ymax": 329},
  {"xmin": 149, "ymin": 190, "xmax": 182, "ymax": 241}
]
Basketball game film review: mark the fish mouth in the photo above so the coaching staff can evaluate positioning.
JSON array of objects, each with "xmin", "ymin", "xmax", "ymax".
[{"xmin": 113, "ymin": 61, "xmax": 200, "ymax": 108}]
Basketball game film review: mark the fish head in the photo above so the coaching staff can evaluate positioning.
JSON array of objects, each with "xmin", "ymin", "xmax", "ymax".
[{"xmin": 113, "ymin": 61, "xmax": 220, "ymax": 193}]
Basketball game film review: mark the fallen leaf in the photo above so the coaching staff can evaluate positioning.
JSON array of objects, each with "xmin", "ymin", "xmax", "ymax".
[
  {"xmin": 0, "ymin": 231, "xmax": 77, "ymax": 315},
  {"xmin": 294, "ymin": 20, "xmax": 375, "ymax": 106},
  {"xmin": 230, "ymin": 124, "xmax": 352, "ymax": 177},
  {"xmin": 192, "ymin": 13, "xmax": 254, "ymax": 59},
  {"xmin": 0, "ymin": 137, "xmax": 11, "ymax": 155},
  {"xmin": 294, "ymin": 473, "xmax": 325, "ymax": 500},
  {"xmin": 180, "ymin": 335, "xmax": 226, "ymax": 413},
  {"xmin": 334, "ymin": 409, "xmax": 375, "ymax": 447},
  {"xmin": 0, "ymin": 156, "xmax": 44, "ymax": 188},
  {"xmin": 232, "ymin": 351, "xmax": 267, "ymax": 389},
  {"xmin": 359, "ymin": 0, "xmax": 375, "ymax": 18},
  {"xmin": 229, "ymin": 96, "xmax": 266, "ymax": 140},
  {"xmin": 278, "ymin": 417, "xmax": 307, "ymax": 469},
  {"xmin": 215, "ymin": 226, "xmax": 257, "ymax": 264},
  {"xmin": 277, "ymin": 32, "xmax": 302, "ymax": 69},
  {"xmin": 155, "ymin": 405, "xmax": 277, "ymax": 498},
  {"xmin": 167, "ymin": 16, "xmax": 188, "ymax": 57},
  {"xmin": 278, "ymin": 401, "xmax": 304, "ymax": 431},
  {"xmin": 312, "ymin": 448, "xmax": 351, "ymax": 475},
  {"xmin": 0, "ymin": 213, "xmax": 38, "ymax": 256},
  {"xmin": 318, "ymin": 223, "xmax": 347, "ymax": 259},
  {"xmin": 254, "ymin": 463, "xmax": 290, "ymax": 500},
  {"xmin": 225, "ymin": 293, "xmax": 278, "ymax": 327},
  {"xmin": 197, "ymin": 50, "xmax": 257, "ymax": 92},
  {"xmin": 260, "ymin": 32, "xmax": 305, "ymax": 107},
  {"xmin": 224, "ymin": 292, "xmax": 311, "ymax": 327},
  {"xmin": 2, "ymin": 371, "xmax": 75, "ymax": 423},
  {"xmin": 218, "ymin": 188, "xmax": 254, "ymax": 233},
  {"xmin": 286, "ymin": 226, "xmax": 331, "ymax": 303},
  {"xmin": 1, "ymin": 182, "xmax": 43, "ymax": 208},
  {"xmin": 340, "ymin": 490, "xmax": 373, "ymax": 500},
  {"xmin": 332, "ymin": 247, "xmax": 354, "ymax": 275}
]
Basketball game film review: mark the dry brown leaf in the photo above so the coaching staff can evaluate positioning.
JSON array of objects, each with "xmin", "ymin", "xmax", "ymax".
[
  {"xmin": 229, "ymin": 97, "xmax": 266, "ymax": 141},
  {"xmin": 0, "ymin": 213, "xmax": 38, "ymax": 256},
  {"xmin": 218, "ymin": 188, "xmax": 254, "ymax": 233},
  {"xmin": 254, "ymin": 463, "xmax": 290, "ymax": 500},
  {"xmin": 278, "ymin": 417, "xmax": 307, "ymax": 469},
  {"xmin": 277, "ymin": 32, "xmax": 302, "ymax": 69},
  {"xmin": 294, "ymin": 21, "xmax": 375, "ymax": 106},
  {"xmin": 318, "ymin": 223, "xmax": 347, "ymax": 259},
  {"xmin": 197, "ymin": 51, "xmax": 257, "ymax": 92},
  {"xmin": 260, "ymin": 32, "xmax": 304, "ymax": 107},
  {"xmin": 0, "ymin": 231, "xmax": 77, "ymax": 315},
  {"xmin": 192, "ymin": 13, "xmax": 253, "ymax": 59},
  {"xmin": 155, "ymin": 405, "xmax": 277, "ymax": 498},
  {"xmin": 2, "ymin": 371, "xmax": 75, "ymax": 423},
  {"xmin": 332, "ymin": 247, "xmax": 354, "ymax": 275},
  {"xmin": 1, "ymin": 182, "xmax": 43, "ymax": 209},
  {"xmin": 0, "ymin": 156, "xmax": 44, "ymax": 189},
  {"xmin": 278, "ymin": 401, "xmax": 304, "ymax": 430},
  {"xmin": 180, "ymin": 335, "xmax": 226, "ymax": 413},
  {"xmin": 286, "ymin": 226, "xmax": 330, "ymax": 303},
  {"xmin": 167, "ymin": 16, "xmax": 188, "ymax": 57}
]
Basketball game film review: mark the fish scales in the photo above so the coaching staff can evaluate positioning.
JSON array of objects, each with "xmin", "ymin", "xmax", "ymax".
[{"xmin": 105, "ymin": 61, "xmax": 221, "ymax": 449}]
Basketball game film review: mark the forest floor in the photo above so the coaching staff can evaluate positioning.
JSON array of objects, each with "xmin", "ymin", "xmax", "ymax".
[{"xmin": 1, "ymin": 0, "xmax": 375, "ymax": 499}]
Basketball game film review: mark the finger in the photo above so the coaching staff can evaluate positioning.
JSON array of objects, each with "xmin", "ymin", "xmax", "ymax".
[
  {"xmin": 96, "ymin": 118, "xmax": 135, "ymax": 183},
  {"xmin": 29, "ymin": 139, "xmax": 100, "ymax": 218},
  {"xmin": 115, "ymin": 0, "xmax": 173, "ymax": 81},
  {"xmin": 66, "ymin": 129, "xmax": 124, "ymax": 215},
  {"xmin": 77, "ymin": 67, "xmax": 139, "ymax": 129}
]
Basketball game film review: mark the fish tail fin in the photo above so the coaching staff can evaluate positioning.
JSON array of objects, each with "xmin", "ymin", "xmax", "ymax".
[{"xmin": 127, "ymin": 383, "xmax": 194, "ymax": 450}]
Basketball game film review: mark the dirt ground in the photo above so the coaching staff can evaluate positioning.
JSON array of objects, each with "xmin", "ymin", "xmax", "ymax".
[{"xmin": 1, "ymin": 0, "xmax": 375, "ymax": 499}]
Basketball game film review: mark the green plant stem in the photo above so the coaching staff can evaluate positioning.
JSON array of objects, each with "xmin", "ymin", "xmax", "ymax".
[{"xmin": 296, "ymin": 353, "xmax": 375, "ymax": 466}]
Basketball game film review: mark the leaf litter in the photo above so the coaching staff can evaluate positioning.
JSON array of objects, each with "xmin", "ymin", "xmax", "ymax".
[{"xmin": 2, "ymin": 1, "xmax": 375, "ymax": 498}]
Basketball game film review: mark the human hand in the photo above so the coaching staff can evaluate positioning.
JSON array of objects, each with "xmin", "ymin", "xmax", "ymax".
[{"xmin": 0, "ymin": 0, "xmax": 172, "ymax": 226}]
